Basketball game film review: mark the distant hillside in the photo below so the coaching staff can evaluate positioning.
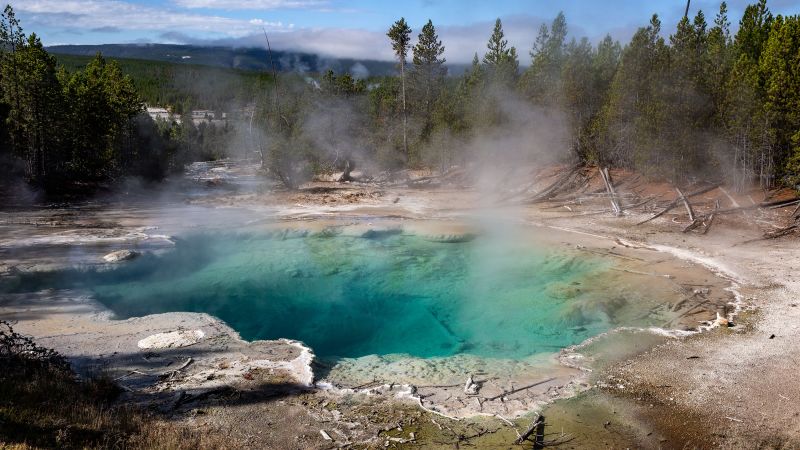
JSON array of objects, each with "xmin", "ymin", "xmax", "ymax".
[
  {"xmin": 55, "ymin": 54, "xmax": 273, "ymax": 113},
  {"xmin": 47, "ymin": 43, "xmax": 398, "ymax": 77},
  {"xmin": 47, "ymin": 44, "xmax": 470, "ymax": 77}
]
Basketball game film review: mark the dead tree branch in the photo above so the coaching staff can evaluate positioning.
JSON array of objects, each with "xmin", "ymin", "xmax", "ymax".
[
  {"xmin": 600, "ymin": 167, "xmax": 621, "ymax": 216},
  {"xmin": 637, "ymin": 184, "xmax": 720, "ymax": 225},
  {"xmin": 514, "ymin": 414, "xmax": 543, "ymax": 445}
]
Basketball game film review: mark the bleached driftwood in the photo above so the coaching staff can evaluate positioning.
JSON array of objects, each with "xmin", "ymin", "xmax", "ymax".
[
  {"xmin": 718, "ymin": 186, "xmax": 740, "ymax": 208},
  {"xmin": 524, "ymin": 165, "xmax": 582, "ymax": 204},
  {"xmin": 637, "ymin": 184, "xmax": 720, "ymax": 225},
  {"xmin": 600, "ymin": 167, "xmax": 621, "ymax": 216},
  {"xmin": 675, "ymin": 187, "xmax": 696, "ymax": 222}
]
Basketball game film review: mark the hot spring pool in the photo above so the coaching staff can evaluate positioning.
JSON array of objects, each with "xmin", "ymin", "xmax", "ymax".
[
  {"xmin": 5, "ymin": 224, "xmax": 694, "ymax": 363},
  {"xmin": 4, "ymin": 224, "xmax": 698, "ymax": 364}
]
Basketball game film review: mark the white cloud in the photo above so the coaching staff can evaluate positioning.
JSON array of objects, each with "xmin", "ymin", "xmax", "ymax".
[
  {"xmin": 188, "ymin": 27, "xmax": 396, "ymax": 60},
  {"xmin": 168, "ymin": 15, "xmax": 585, "ymax": 64},
  {"xmin": 16, "ymin": 0, "xmax": 286, "ymax": 37},
  {"xmin": 173, "ymin": 0, "xmax": 327, "ymax": 9},
  {"xmin": 15, "ymin": 0, "xmax": 589, "ymax": 64}
]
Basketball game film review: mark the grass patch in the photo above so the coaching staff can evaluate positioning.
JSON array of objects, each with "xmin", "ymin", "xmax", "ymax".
[{"xmin": 0, "ymin": 321, "xmax": 232, "ymax": 449}]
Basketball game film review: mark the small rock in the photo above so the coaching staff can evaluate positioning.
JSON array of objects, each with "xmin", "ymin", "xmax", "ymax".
[
  {"xmin": 103, "ymin": 249, "xmax": 139, "ymax": 263},
  {"xmin": 464, "ymin": 374, "xmax": 480, "ymax": 395}
]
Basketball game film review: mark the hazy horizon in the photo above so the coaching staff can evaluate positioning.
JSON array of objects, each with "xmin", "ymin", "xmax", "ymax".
[{"xmin": 14, "ymin": 0, "xmax": 800, "ymax": 64}]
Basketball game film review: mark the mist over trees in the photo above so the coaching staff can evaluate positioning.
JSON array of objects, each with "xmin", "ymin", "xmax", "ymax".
[
  {"xmin": 2, "ymin": 1, "xmax": 800, "ymax": 195},
  {"xmin": 259, "ymin": 0, "xmax": 800, "ymax": 190}
]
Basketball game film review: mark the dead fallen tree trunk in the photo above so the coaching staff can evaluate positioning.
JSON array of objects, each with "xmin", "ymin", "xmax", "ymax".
[
  {"xmin": 702, "ymin": 209, "xmax": 717, "ymax": 235},
  {"xmin": 681, "ymin": 199, "xmax": 721, "ymax": 234},
  {"xmin": 637, "ymin": 184, "xmax": 720, "ymax": 225},
  {"xmin": 768, "ymin": 224, "xmax": 799, "ymax": 238},
  {"xmin": 486, "ymin": 377, "xmax": 556, "ymax": 402},
  {"xmin": 762, "ymin": 197, "xmax": 800, "ymax": 209},
  {"xmin": 600, "ymin": 167, "xmax": 621, "ymax": 216},
  {"xmin": 620, "ymin": 195, "xmax": 655, "ymax": 213},
  {"xmin": 514, "ymin": 414, "xmax": 543, "ymax": 445},
  {"xmin": 718, "ymin": 186, "xmax": 740, "ymax": 208},
  {"xmin": 523, "ymin": 165, "xmax": 582, "ymax": 204},
  {"xmin": 739, "ymin": 220, "xmax": 799, "ymax": 244},
  {"xmin": 675, "ymin": 187, "xmax": 695, "ymax": 222}
]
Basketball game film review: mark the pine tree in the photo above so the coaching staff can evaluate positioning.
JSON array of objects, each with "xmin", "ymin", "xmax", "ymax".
[
  {"xmin": 708, "ymin": 2, "xmax": 732, "ymax": 119},
  {"xmin": 411, "ymin": 19, "xmax": 446, "ymax": 142},
  {"xmin": 666, "ymin": 10, "xmax": 714, "ymax": 177},
  {"xmin": 593, "ymin": 14, "xmax": 670, "ymax": 172},
  {"xmin": 0, "ymin": 28, "xmax": 62, "ymax": 182},
  {"xmin": 0, "ymin": 5, "xmax": 25, "ymax": 162},
  {"xmin": 724, "ymin": 0, "xmax": 775, "ymax": 188},
  {"xmin": 387, "ymin": 18, "xmax": 412, "ymax": 158},
  {"xmin": 465, "ymin": 53, "xmax": 484, "ymax": 89},
  {"xmin": 521, "ymin": 12, "xmax": 568, "ymax": 104},
  {"xmin": 483, "ymin": 18, "xmax": 518, "ymax": 86},
  {"xmin": 61, "ymin": 54, "xmax": 142, "ymax": 180},
  {"xmin": 760, "ymin": 15, "xmax": 800, "ymax": 184}
]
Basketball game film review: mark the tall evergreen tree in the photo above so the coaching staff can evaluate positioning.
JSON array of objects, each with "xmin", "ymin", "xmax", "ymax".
[
  {"xmin": 387, "ymin": 18, "xmax": 412, "ymax": 158},
  {"xmin": 593, "ymin": 14, "xmax": 671, "ymax": 172},
  {"xmin": 761, "ymin": 15, "xmax": 800, "ymax": 184},
  {"xmin": 483, "ymin": 18, "xmax": 519, "ymax": 86},
  {"xmin": 61, "ymin": 54, "xmax": 142, "ymax": 180},
  {"xmin": 521, "ymin": 12, "xmax": 569, "ymax": 104},
  {"xmin": 411, "ymin": 19, "xmax": 446, "ymax": 142},
  {"xmin": 708, "ymin": 2, "xmax": 733, "ymax": 119},
  {"xmin": 0, "ymin": 28, "xmax": 62, "ymax": 182},
  {"xmin": 724, "ymin": 0, "xmax": 775, "ymax": 188}
]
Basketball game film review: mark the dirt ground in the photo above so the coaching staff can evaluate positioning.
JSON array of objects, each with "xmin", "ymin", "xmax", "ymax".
[{"xmin": 1, "ymin": 164, "xmax": 799, "ymax": 449}]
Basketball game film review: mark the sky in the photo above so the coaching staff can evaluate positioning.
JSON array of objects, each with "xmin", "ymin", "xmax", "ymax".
[{"xmin": 11, "ymin": 0, "xmax": 800, "ymax": 63}]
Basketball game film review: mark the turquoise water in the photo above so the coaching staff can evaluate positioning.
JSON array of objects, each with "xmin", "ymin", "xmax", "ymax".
[{"xmin": 7, "ymin": 229, "xmax": 625, "ymax": 360}]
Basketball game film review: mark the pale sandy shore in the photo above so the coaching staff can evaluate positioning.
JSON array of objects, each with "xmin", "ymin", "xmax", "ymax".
[{"xmin": 1, "ymin": 179, "xmax": 798, "ymax": 448}]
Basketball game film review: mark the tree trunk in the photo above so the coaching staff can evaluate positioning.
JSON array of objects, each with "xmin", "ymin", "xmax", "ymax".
[{"xmin": 401, "ymin": 59, "xmax": 408, "ymax": 159}]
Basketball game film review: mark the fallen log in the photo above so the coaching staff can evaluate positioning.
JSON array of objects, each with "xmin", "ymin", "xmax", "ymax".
[
  {"xmin": 675, "ymin": 187, "xmax": 696, "ymax": 222},
  {"xmin": 524, "ymin": 165, "xmax": 582, "ymax": 204},
  {"xmin": 739, "ymin": 222, "xmax": 799, "ymax": 245},
  {"xmin": 702, "ymin": 200, "xmax": 720, "ymax": 235},
  {"xmin": 514, "ymin": 414, "xmax": 543, "ymax": 445},
  {"xmin": 702, "ymin": 212, "xmax": 716, "ymax": 235},
  {"xmin": 718, "ymin": 186, "xmax": 740, "ymax": 208},
  {"xmin": 709, "ymin": 203, "xmax": 761, "ymax": 215},
  {"xmin": 766, "ymin": 199, "xmax": 800, "ymax": 210},
  {"xmin": 600, "ymin": 167, "xmax": 622, "ymax": 216},
  {"xmin": 759, "ymin": 196, "xmax": 800, "ymax": 208},
  {"xmin": 682, "ymin": 218, "xmax": 703, "ymax": 233},
  {"xmin": 486, "ymin": 377, "xmax": 556, "ymax": 401},
  {"xmin": 619, "ymin": 195, "xmax": 655, "ymax": 213},
  {"xmin": 637, "ymin": 184, "xmax": 720, "ymax": 225},
  {"xmin": 764, "ymin": 223, "xmax": 798, "ymax": 239}
]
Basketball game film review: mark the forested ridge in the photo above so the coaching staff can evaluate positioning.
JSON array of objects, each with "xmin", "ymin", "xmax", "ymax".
[
  {"xmin": 2, "ymin": 1, "xmax": 799, "ymax": 194},
  {"xmin": 55, "ymin": 54, "xmax": 274, "ymax": 114}
]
